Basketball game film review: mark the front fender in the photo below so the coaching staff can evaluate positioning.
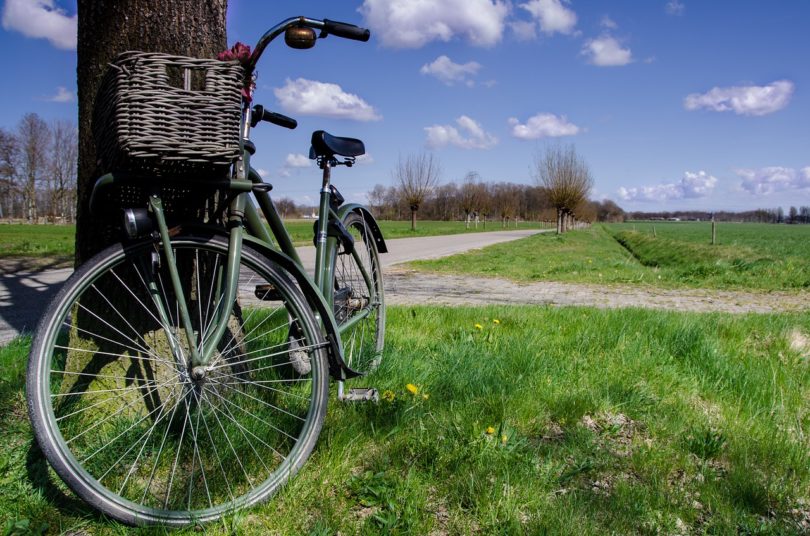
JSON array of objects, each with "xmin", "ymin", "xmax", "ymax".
[{"xmin": 336, "ymin": 203, "xmax": 388, "ymax": 254}]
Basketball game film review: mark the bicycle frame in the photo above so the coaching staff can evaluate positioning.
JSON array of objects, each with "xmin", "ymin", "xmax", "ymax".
[{"xmin": 89, "ymin": 15, "xmax": 382, "ymax": 378}]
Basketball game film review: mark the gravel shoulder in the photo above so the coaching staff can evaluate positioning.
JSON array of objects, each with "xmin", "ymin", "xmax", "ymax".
[{"xmin": 386, "ymin": 267, "xmax": 810, "ymax": 314}]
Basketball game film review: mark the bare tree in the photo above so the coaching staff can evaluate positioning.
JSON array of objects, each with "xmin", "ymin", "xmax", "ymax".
[
  {"xmin": 366, "ymin": 183, "xmax": 388, "ymax": 218},
  {"xmin": 533, "ymin": 143, "xmax": 593, "ymax": 233},
  {"xmin": 0, "ymin": 128, "xmax": 18, "ymax": 219},
  {"xmin": 18, "ymin": 113, "xmax": 50, "ymax": 223},
  {"xmin": 459, "ymin": 171, "xmax": 481, "ymax": 229},
  {"xmin": 49, "ymin": 120, "xmax": 78, "ymax": 223},
  {"xmin": 394, "ymin": 152, "xmax": 440, "ymax": 230},
  {"xmin": 274, "ymin": 197, "xmax": 298, "ymax": 219}
]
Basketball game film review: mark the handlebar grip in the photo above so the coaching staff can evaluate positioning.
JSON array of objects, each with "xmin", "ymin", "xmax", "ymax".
[
  {"xmin": 323, "ymin": 19, "xmax": 370, "ymax": 42},
  {"xmin": 251, "ymin": 105, "xmax": 298, "ymax": 129}
]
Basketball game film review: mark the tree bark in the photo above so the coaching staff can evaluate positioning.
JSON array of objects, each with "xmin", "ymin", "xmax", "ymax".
[{"xmin": 76, "ymin": 0, "xmax": 227, "ymax": 265}]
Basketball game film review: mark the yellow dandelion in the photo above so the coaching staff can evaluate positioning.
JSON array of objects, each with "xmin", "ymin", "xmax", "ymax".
[
  {"xmin": 493, "ymin": 319, "xmax": 501, "ymax": 324},
  {"xmin": 474, "ymin": 323, "xmax": 483, "ymax": 330},
  {"xmin": 381, "ymin": 390, "xmax": 395, "ymax": 402},
  {"xmin": 422, "ymin": 393, "xmax": 430, "ymax": 400},
  {"xmin": 486, "ymin": 426, "xmax": 495, "ymax": 435},
  {"xmin": 406, "ymin": 383, "xmax": 419, "ymax": 395},
  {"xmin": 501, "ymin": 435, "xmax": 508, "ymax": 444}
]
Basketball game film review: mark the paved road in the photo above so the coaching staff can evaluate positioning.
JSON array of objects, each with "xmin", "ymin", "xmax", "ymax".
[{"xmin": 0, "ymin": 229, "xmax": 543, "ymax": 344}]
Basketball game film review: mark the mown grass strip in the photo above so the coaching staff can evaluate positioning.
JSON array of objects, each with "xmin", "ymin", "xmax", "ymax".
[
  {"xmin": 0, "ymin": 221, "xmax": 551, "ymax": 260},
  {"xmin": 3, "ymin": 306, "xmax": 808, "ymax": 534},
  {"xmin": 410, "ymin": 225, "xmax": 810, "ymax": 291}
]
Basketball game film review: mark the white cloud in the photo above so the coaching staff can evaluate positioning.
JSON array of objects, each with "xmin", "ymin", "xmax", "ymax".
[
  {"xmin": 582, "ymin": 35, "xmax": 633, "ymax": 66},
  {"xmin": 600, "ymin": 16, "xmax": 618, "ymax": 29},
  {"xmin": 684, "ymin": 80, "xmax": 794, "ymax": 116},
  {"xmin": 355, "ymin": 153, "xmax": 374, "ymax": 165},
  {"xmin": 2, "ymin": 0, "xmax": 76, "ymax": 49},
  {"xmin": 617, "ymin": 171, "xmax": 718, "ymax": 202},
  {"xmin": 508, "ymin": 113, "xmax": 580, "ymax": 139},
  {"xmin": 420, "ymin": 55, "xmax": 482, "ymax": 86},
  {"xmin": 520, "ymin": 0, "xmax": 577, "ymax": 35},
  {"xmin": 510, "ymin": 20, "xmax": 537, "ymax": 41},
  {"xmin": 359, "ymin": 0, "xmax": 509, "ymax": 48},
  {"xmin": 274, "ymin": 78, "xmax": 381, "ymax": 122},
  {"xmin": 425, "ymin": 115, "xmax": 498, "ymax": 150},
  {"xmin": 736, "ymin": 166, "xmax": 810, "ymax": 195},
  {"xmin": 665, "ymin": 1, "xmax": 685, "ymax": 16},
  {"xmin": 285, "ymin": 153, "xmax": 311, "ymax": 168},
  {"xmin": 44, "ymin": 86, "xmax": 74, "ymax": 102},
  {"xmin": 255, "ymin": 168, "xmax": 269, "ymax": 178}
]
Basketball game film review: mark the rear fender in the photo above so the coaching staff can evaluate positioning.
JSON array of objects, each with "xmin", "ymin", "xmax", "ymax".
[{"xmin": 336, "ymin": 203, "xmax": 388, "ymax": 253}]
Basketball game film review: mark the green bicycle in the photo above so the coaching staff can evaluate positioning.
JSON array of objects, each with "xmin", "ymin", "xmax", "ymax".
[{"xmin": 26, "ymin": 16, "xmax": 384, "ymax": 526}]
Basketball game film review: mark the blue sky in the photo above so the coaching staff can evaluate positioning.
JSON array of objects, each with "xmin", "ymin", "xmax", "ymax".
[{"xmin": 2, "ymin": 0, "xmax": 809, "ymax": 211}]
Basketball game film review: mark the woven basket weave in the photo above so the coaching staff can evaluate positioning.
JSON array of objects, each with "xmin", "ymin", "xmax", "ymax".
[{"xmin": 93, "ymin": 51, "xmax": 244, "ymax": 178}]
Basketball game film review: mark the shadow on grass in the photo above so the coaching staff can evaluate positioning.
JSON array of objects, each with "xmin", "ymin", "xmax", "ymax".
[{"xmin": 25, "ymin": 440, "xmax": 98, "ymax": 519}]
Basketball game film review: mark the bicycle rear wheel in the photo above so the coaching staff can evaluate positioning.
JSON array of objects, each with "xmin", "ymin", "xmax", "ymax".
[
  {"xmin": 27, "ymin": 234, "xmax": 329, "ymax": 526},
  {"xmin": 330, "ymin": 212, "xmax": 385, "ymax": 375}
]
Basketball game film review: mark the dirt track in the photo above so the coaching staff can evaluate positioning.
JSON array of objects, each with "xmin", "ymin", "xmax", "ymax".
[{"xmin": 385, "ymin": 268, "xmax": 809, "ymax": 314}]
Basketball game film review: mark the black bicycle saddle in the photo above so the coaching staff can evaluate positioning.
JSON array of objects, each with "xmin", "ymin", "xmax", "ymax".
[{"xmin": 309, "ymin": 130, "xmax": 365, "ymax": 159}]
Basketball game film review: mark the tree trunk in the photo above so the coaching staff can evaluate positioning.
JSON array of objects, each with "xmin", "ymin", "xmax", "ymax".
[
  {"xmin": 76, "ymin": 0, "xmax": 227, "ymax": 265},
  {"xmin": 410, "ymin": 208, "xmax": 417, "ymax": 231}
]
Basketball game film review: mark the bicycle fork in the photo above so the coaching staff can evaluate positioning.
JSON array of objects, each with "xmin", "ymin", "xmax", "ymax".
[{"xmin": 146, "ymin": 190, "xmax": 247, "ymax": 378}]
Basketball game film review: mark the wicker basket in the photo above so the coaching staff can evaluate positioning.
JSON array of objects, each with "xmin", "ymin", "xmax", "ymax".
[{"xmin": 93, "ymin": 51, "xmax": 244, "ymax": 178}]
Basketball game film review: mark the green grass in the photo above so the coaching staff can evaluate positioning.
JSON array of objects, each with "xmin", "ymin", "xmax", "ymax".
[
  {"xmin": 2, "ymin": 306, "xmax": 809, "ymax": 534},
  {"xmin": 0, "ymin": 224, "xmax": 75, "ymax": 260},
  {"xmin": 410, "ymin": 224, "xmax": 810, "ymax": 291},
  {"xmin": 607, "ymin": 221, "xmax": 810, "ymax": 262},
  {"xmin": 0, "ymin": 220, "xmax": 549, "ymax": 260}
]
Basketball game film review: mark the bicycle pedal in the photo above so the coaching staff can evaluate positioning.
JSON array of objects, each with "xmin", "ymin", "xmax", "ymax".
[
  {"xmin": 339, "ymin": 388, "xmax": 379, "ymax": 403},
  {"xmin": 254, "ymin": 283, "xmax": 282, "ymax": 301}
]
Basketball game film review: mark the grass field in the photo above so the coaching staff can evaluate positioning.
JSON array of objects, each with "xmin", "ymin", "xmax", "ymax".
[
  {"xmin": 0, "ymin": 224, "xmax": 75, "ymax": 260},
  {"xmin": 0, "ymin": 220, "xmax": 549, "ymax": 260},
  {"xmin": 2, "ymin": 306, "xmax": 808, "ymax": 534},
  {"xmin": 411, "ymin": 224, "xmax": 810, "ymax": 291},
  {"xmin": 606, "ymin": 221, "xmax": 810, "ymax": 262}
]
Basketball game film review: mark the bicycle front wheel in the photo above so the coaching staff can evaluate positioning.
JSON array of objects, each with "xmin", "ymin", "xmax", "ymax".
[
  {"xmin": 27, "ymin": 234, "xmax": 329, "ymax": 526},
  {"xmin": 330, "ymin": 212, "xmax": 385, "ymax": 376}
]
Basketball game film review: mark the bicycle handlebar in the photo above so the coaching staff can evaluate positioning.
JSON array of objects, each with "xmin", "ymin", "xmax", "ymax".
[
  {"xmin": 322, "ymin": 19, "xmax": 370, "ymax": 41},
  {"xmin": 246, "ymin": 16, "xmax": 370, "ymax": 75}
]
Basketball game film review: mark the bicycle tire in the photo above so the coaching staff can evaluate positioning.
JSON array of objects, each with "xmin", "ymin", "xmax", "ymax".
[
  {"xmin": 329, "ymin": 212, "xmax": 385, "ymax": 375},
  {"xmin": 27, "ymin": 234, "xmax": 329, "ymax": 526}
]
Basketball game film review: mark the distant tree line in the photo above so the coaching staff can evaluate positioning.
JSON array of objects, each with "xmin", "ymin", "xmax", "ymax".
[
  {"xmin": 0, "ymin": 112, "xmax": 78, "ymax": 223},
  {"xmin": 626, "ymin": 207, "xmax": 810, "ymax": 224},
  {"xmin": 365, "ymin": 145, "xmax": 623, "ymax": 232},
  {"xmin": 366, "ymin": 179, "xmax": 625, "ymax": 226}
]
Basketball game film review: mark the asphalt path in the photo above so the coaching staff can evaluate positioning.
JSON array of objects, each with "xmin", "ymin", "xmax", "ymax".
[{"xmin": 0, "ymin": 228, "xmax": 542, "ymax": 344}]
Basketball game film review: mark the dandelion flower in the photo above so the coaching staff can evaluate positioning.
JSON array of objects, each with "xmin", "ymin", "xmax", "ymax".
[
  {"xmin": 501, "ymin": 435, "xmax": 508, "ymax": 444},
  {"xmin": 422, "ymin": 393, "xmax": 430, "ymax": 400},
  {"xmin": 493, "ymin": 319, "xmax": 501, "ymax": 325},
  {"xmin": 406, "ymin": 383, "xmax": 419, "ymax": 395},
  {"xmin": 382, "ymin": 390, "xmax": 395, "ymax": 402},
  {"xmin": 486, "ymin": 426, "xmax": 495, "ymax": 435},
  {"xmin": 474, "ymin": 323, "xmax": 483, "ymax": 330}
]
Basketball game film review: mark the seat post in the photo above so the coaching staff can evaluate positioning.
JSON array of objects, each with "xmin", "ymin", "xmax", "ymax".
[
  {"xmin": 319, "ymin": 157, "xmax": 332, "ymax": 190},
  {"xmin": 314, "ymin": 156, "xmax": 334, "ymax": 290}
]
